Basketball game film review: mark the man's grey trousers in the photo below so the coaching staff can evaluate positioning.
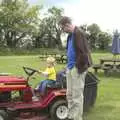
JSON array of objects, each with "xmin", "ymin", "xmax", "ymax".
[{"xmin": 66, "ymin": 67, "xmax": 87, "ymax": 120}]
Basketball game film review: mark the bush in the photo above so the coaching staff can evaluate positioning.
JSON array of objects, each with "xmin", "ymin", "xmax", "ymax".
[{"xmin": 0, "ymin": 48, "xmax": 66, "ymax": 56}]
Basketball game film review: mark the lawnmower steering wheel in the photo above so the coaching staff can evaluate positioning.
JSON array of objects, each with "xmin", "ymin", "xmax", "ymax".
[{"xmin": 23, "ymin": 66, "xmax": 38, "ymax": 77}]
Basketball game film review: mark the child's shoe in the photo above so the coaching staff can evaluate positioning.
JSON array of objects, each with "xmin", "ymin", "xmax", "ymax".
[{"xmin": 32, "ymin": 96, "xmax": 39, "ymax": 101}]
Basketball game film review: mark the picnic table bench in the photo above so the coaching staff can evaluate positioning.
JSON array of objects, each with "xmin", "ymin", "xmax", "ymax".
[
  {"xmin": 39, "ymin": 53, "xmax": 67, "ymax": 64},
  {"xmin": 92, "ymin": 64, "xmax": 101, "ymax": 74},
  {"xmin": 55, "ymin": 54, "xmax": 67, "ymax": 64},
  {"xmin": 92, "ymin": 58, "xmax": 120, "ymax": 76},
  {"xmin": 39, "ymin": 53, "xmax": 59, "ymax": 60},
  {"xmin": 100, "ymin": 58, "xmax": 120, "ymax": 64}
]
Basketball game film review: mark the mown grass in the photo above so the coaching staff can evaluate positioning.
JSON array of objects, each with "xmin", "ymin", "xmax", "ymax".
[
  {"xmin": 0, "ymin": 53, "xmax": 120, "ymax": 120},
  {"xmin": 0, "ymin": 55, "xmax": 65, "ymax": 86},
  {"xmin": 85, "ymin": 53, "xmax": 120, "ymax": 120}
]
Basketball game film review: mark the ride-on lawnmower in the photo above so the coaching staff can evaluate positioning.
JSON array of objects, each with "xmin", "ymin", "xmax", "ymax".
[{"xmin": 0, "ymin": 67, "xmax": 99, "ymax": 120}]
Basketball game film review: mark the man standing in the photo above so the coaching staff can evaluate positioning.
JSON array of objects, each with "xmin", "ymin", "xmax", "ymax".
[{"xmin": 59, "ymin": 16, "xmax": 92, "ymax": 120}]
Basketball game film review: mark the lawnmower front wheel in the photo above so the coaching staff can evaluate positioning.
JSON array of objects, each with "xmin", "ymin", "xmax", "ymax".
[{"xmin": 50, "ymin": 100, "xmax": 68, "ymax": 120}]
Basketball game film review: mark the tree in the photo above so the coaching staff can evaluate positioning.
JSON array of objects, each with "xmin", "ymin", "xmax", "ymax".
[
  {"xmin": 87, "ymin": 23, "xmax": 101, "ymax": 49},
  {"xmin": 0, "ymin": 0, "xmax": 41, "ymax": 48},
  {"xmin": 97, "ymin": 32, "xmax": 112, "ymax": 50},
  {"xmin": 34, "ymin": 6, "xmax": 64, "ymax": 49}
]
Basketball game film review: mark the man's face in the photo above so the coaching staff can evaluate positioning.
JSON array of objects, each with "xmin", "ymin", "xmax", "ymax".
[{"xmin": 61, "ymin": 23, "xmax": 72, "ymax": 33}]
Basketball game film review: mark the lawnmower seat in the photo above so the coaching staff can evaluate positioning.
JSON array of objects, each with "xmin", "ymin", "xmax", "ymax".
[{"xmin": 47, "ymin": 70, "xmax": 66, "ymax": 89}]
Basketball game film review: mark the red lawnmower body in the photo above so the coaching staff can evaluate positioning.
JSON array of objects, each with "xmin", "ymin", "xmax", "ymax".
[
  {"xmin": 0, "ymin": 75, "xmax": 66, "ymax": 110},
  {"xmin": 0, "ymin": 76, "xmax": 27, "ymax": 91},
  {"xmin": 0, "ymin": 67, "xmax": 98, "ymax": 120}
]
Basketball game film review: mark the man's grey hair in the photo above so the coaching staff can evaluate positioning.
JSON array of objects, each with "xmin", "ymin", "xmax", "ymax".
[{"xmin": 59, "ymin": 16, "xmax": 72, "ymax": 25}]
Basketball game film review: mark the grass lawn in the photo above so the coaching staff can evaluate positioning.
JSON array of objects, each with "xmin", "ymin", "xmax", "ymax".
[{"xmin": 0, "ymin": 53, "xmax": 120, "ymax": 120}]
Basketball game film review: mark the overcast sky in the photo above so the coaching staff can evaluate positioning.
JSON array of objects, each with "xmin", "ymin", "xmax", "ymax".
[{"xmin": 28, "ymin": 0, "xmax": 120, "ymax": 32}]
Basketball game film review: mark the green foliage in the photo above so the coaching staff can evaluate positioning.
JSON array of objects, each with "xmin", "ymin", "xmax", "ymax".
[
  {"xmin": 97, "ymin": 32, "xmax": 112, "ymax": 50},
  {"xmin": 87, "ymin": 24, "xmax": 101, "ymax": 49},
  {"xmin": 87, "ymin": 23, "xmax": 101, "ymax": 34},
  {"xmin": 0, "ymin": 0, "xmax": 41, "ymax": 48},
  {"xmin": 33, "ymin": 6, "xmax": 64, "ymax": 49},
  {"xmin": 80, "ymin": 24, "xmax": 112, "ymax": 50},
  {"xmin": 0, "ymin": 1, "xmax": 115, "ymax": 51},
  {"xmin": 0, "ymin": 47, "xmax": 66, "ymax": 56}
]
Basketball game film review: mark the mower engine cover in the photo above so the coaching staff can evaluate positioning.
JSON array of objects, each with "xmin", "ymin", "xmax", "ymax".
[{"xmin": 0, "ymin": 76, "xmax": 28, "ymax": 92}]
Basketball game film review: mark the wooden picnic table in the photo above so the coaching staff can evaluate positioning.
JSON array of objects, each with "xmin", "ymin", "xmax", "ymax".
[
  {"xmin": 39, "ymin": 53, "xmax": 67, "ymax": 64},
  {"xmin": 100, "ymin": 58, "xmax": 120, "ymax": 65},
  {"xmin": 92, "ymin": 58, "xmax": 120, "ymax": 76},
  {"xmin": 56, "ymin": 54, "xmax": 67, "ymax": 64}
]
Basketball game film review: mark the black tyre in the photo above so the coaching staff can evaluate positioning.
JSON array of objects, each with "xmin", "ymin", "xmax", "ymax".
[
  {"xmin": 50, "ymin": 100, "xmax": 68, "ymax": 120},
  {"xmin": 0, "ymin": 110, "xmax": 9, "ymax": 120}
]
